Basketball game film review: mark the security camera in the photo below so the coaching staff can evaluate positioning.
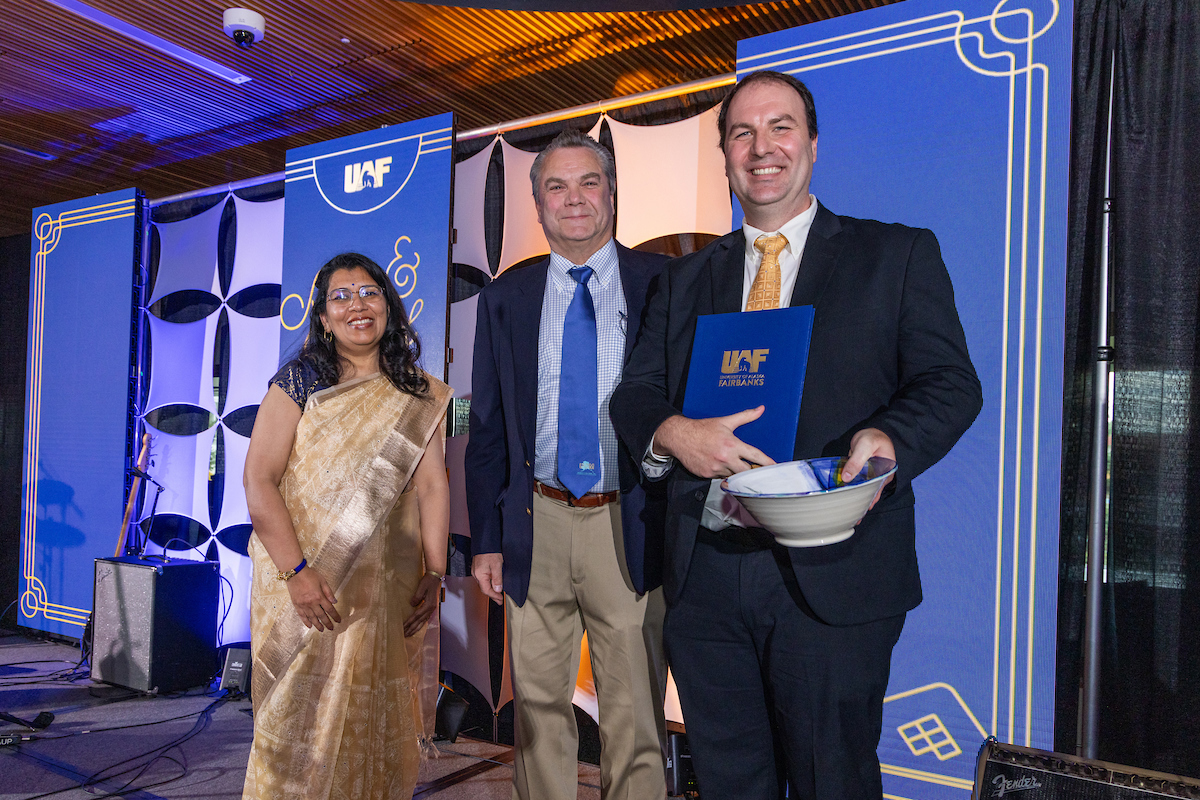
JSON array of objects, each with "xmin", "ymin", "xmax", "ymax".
[{"xmin": 223, "ymin": 8, "xmax": 265, "ymax": 48}]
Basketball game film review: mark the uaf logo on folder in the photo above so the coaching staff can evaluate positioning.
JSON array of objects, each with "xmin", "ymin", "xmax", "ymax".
[
  {"xmin": 719, "ymin": 348, "xmax": 770, "ymax": 385},
  {"xmin": 682, "ymin": 306, "xmax": 814, "ymax": 464}
]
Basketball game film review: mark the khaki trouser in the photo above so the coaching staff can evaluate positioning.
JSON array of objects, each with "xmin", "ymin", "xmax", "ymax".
[{"xmin": 506, "ymin": 492, "xmax": 667, "ymax": 800}]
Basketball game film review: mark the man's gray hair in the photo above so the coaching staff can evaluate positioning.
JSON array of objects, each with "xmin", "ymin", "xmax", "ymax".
[{"xmin": 529, "ymin": 130, "xmax": 617, "ymax": 202}]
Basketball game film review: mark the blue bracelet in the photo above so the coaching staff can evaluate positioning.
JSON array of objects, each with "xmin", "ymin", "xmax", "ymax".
[{"xmin": 278, "ymin": 558, "xmax": 307, "ymax": 581}]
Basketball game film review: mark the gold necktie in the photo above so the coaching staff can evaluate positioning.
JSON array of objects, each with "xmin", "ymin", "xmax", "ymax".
[{"xmin": 745, "ymin": 233, "xmax": 788, "ymax": 311}]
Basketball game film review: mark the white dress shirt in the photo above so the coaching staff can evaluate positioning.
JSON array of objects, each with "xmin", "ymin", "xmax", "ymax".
[{"xmin": 535, "ymin": 238, "xmax": 626, "ymax": 494}]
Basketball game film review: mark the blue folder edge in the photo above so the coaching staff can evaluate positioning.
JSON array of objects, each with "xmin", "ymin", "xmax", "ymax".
[{"xmin": 681, "ymin": 306, "xmax": 815, "ymax": 464}]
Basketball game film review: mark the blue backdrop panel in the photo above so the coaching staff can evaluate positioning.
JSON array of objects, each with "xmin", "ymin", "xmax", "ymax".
[
  {"xmin": 21, "ymin": 188, "xmax": 140, "ymax": 637},
  {"xmin": 737, "ymin": 1, "xmax": 1071, "ymax": 795},
  {"xmin": 281, "ymin": 114, "xmax": 454, "ymax": 377}
]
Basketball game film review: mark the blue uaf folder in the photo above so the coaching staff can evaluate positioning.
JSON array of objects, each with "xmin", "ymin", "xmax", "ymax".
[{"xmin": 681, "ymin": 306, "xmax": 815, "ymax": 464}]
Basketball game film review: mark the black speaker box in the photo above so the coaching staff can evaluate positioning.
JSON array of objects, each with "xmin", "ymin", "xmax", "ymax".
[
  {"xmin": 975, "ymin": 739, "xmax": 1200, "ymax": 799},
  {"xmin": 434, "ymin": 684, "xmax": 469, "ymax": 743},
  {"xmin": 666, "ymin": 721, "xmax": 699, "ymax": 797},
  {"xmin": 90, "ymin": 556, "xmax": 219, "ymax": 694}
]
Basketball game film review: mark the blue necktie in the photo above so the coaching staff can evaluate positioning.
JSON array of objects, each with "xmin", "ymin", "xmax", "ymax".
[{"xmin": 558, "ymin": 266, "xmax": 601, "ymax": 498}]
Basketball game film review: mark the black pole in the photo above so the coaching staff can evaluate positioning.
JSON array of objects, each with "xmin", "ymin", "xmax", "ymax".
[{"xmin": 1080, "ymin": 51, "xmax": 1116, "ymax": 761}]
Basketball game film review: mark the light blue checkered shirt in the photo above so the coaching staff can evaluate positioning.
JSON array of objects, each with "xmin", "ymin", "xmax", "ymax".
[{"xmin": 535, "ymin": 238, "xmax": 626, "ymax": 494}]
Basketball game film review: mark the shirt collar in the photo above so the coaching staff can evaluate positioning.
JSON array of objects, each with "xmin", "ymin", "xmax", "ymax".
[
  {"xmin": 548, "ymin": 238, "xmax": 619, "ymax": 290},
  {"xmin": 742, "ymin": 195, "xmax": 819, "ymax": 261}
]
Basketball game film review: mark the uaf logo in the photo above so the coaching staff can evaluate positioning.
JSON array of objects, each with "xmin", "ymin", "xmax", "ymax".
[
  {"xmin": 722, "ymin": 349, "xmax": 768, "ymax": 374},
  {"xmin": 719, "ymin": 349, "xmax": 768, "ymax": 387},
  {"xmin": 344, "ymin": 157, "xmax": 392, "ymax": 194}
]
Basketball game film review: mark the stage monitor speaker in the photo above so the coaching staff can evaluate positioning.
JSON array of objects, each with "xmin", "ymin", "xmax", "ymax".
[
  {"xmin": 219, "ymin": 646, "xmax": 251, "ymax": 694},
  {"xmin": 666, "ymin": 721, "xmax": 699, "ymax": 797},
  {"xmin": 434, "ymin": 684, "xmax": 469, "ymax": 743},
  {"xmin": 91, "ymin": 556, "xmax": 219, "ymax": 694},
  {"xmin": 975, "ymin": 739, "xmax": 1200, "ymax": 800}
]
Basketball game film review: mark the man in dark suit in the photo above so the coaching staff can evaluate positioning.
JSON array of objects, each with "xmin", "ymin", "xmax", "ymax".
[
  {"xmin": 465, "ymin": 130, "xmax": 668, "ymax": 800},
  {"xmin": 610, "ymin": 71, "xmax": 983, "ymax": 800}
]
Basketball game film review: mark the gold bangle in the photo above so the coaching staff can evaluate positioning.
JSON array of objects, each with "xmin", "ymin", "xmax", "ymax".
[
  {"xmin": 426, "ymin": 569, "xmax": 444, "ymax": 580},
  {"xmin": 277, "ymin": 558, "xmax": 307, "ymax": 581}
]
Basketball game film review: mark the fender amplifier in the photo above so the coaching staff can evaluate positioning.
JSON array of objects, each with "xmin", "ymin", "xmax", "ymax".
[
  {"xmin": 91, "ymin": 556, "xmax": 219, "ymax": 693},
  {"xmin": 975, "ymin": 739, "xmax": 1200, "ymax": 800}
]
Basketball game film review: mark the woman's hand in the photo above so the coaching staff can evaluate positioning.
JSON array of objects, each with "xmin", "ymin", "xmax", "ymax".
[
  {"xmin": 286, "ymin": 568, "xmax": 341, "ymax": 631},
  {"xmin": 404, "ymin": 573, "xmax": 442, "ymax": 637}
]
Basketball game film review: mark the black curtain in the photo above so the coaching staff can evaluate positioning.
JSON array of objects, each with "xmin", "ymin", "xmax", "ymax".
[
  {"xmin": 0, "ymin": 233, "xmax": 32, "ymax": 629},
  {"xmin": 1057, "ymin": 0, "xmax": 1200, "ymax": 777}
]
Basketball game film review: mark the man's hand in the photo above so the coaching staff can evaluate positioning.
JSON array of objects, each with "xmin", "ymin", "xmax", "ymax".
[
  {"xmin": 473, "ymin": 553, "xmax": 504, "ymax": 605},
  {"xmin": 653, "ymin": 406, "xmax": 775, "ymax": 479},
  {"xmin": 842, "ymin": 427, "xmax": 896, "ymax": 511},
  {"xmin": 286, "ymin": 567, "xmax": 341, "ymax": 631}
]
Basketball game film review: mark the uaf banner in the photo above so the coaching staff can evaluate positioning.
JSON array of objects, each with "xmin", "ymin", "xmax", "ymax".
[
  {"xmin": 280, "ymin": 113, "xmax": 454, "ymax": 377},
  {"xmin": 736, "ymin": 0, "xmax": 1071, "ymax": 797},
  {"xmin": 22, "ymin": 188, "xmax": 142, "ymax": 637}
]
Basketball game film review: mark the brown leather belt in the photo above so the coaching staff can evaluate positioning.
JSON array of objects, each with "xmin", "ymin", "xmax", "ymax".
[{"xmin": 534, "ymin": 480, "xmax": 618, "ymax": 508}]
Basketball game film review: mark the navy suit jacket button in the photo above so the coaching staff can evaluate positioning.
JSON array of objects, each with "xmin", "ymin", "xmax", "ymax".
[{"xmin": 694, "ymin": 489, "xmax": 706, "ymax": 501}]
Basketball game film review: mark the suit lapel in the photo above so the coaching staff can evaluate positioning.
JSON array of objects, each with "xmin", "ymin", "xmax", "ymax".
[
  {"xmin": 618, "ymin": 246, "xmax": 644, "ymax": 363},
  {"xmin": 511, "ymin": 262, "xmax": 548, "ymax": 453},
  {"xmin": 789, "ymin": 203, "xmax": 843, "ymax": 309},
  {"xmin": 709, "ymin": 231, "xmax": 745, "ymax": 315}
]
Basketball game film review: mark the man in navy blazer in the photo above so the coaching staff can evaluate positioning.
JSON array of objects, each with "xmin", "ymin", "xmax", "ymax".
[
  {"xmin": 610, "ymin": 72, "xmax": 982, "ymax": 799},
  {"xmin": 465, "ymin": 130, "xmax": 668, "ymax": 800}
]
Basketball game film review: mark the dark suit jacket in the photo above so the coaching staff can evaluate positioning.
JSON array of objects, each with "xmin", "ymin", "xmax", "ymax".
[
  {"xmin": 609, "ymin": 203, "xmax": 983, "ymax": 626},
  {"xmin": 465, "ymin": 243, "xmax": 668, "ymax": 607}
]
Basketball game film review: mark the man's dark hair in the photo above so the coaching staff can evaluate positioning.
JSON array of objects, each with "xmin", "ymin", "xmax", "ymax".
[
  {"xmin": 717, "ymin": 70, "xmax": 819, "ymax": 150},
  {"xmin": 529, "ymin": 129, "xmax": 617, "ymax": 203}
]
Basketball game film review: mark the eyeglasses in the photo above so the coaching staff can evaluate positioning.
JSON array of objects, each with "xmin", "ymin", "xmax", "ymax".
[{"xmin": 327, "ymin": 285, "xmax": 385, "ymax": 305}]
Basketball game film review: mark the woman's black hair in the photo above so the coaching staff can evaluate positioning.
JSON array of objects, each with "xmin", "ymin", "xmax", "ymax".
[{"xmin": 296, "ymin": 252, "xmax": 429, "ymax": 396}]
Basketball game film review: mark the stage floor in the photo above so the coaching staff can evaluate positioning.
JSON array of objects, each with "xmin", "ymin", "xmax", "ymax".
[{"xmin": 0, "ymin": 631, "xmax": 602, "ymax": 799}]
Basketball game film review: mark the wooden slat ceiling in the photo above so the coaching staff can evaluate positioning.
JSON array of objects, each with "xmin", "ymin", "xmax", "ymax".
[{"xmin": 0, "ymin": 0, "xmax": 896, "ymax": 237}]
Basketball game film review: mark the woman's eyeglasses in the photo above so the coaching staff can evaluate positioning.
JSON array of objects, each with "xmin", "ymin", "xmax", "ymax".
[{"xmin": 327, "ymin": 285, "xmax": 385, "ymax": 305}]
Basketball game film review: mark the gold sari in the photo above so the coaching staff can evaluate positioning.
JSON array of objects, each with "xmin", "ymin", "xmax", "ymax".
[{"xmin": 243, "ymin": 372, "xmax": 451, "ymax": 800}]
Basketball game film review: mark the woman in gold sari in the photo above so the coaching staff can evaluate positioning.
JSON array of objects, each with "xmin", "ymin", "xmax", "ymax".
[{"xmin": 241, "ymin": 252, "xmax": 452, "ymax": 800}]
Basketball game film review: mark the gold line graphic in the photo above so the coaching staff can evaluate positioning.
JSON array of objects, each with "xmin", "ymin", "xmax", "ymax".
[
  {"xmin": 881, "ymin": 764, "xmax": 975, "ymax": 791},
  {"xmin": 284, "ymin": 125, "xmax": 453, "ymax": 168},
  {"xmin": 22, "ymin": 198, "xmax": 137, "ymax": 628}
]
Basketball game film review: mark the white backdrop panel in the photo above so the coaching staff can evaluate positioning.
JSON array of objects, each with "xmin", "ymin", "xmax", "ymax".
[
  {"xmin": 145, "ymin": 313, "xmax": 218, "ymax": 416},
  {"xmin": 150, "ymin": 199, "xmax": 224, "ymax": 305},
  {"xmin": 218, "ymin": 425, "xmax": 251, "ymax": 531},
  {"xmin": 212, "ymin": 538, "xmax": 252, "ymax": 645},
  {"xmin": 229, "ymin": 196, "xmax": 284, "ymax": 297},
  {"xmin": 448, "ymin": 293, "xmax": 478, "ymax": 400},
  {"xmin": 452, "ymin": 139, "xmax": 494, "ymax": 274},
  {"xmin": 609, "ymin": 107, "xmax": 732, "ymax": 247},
  {"xmin": 440, "ymin": 576, "xmax": 495, "ymax": 710},
  {"xmin": 139, "ymin": 426, "xmax": 218, "ymax": 525},
  {"xmin": 498, "ymin": 140, "xmax": 548, "ymax": 274},
  {"xmin": 224, "ymin": 312, "xmax": 281, "ymax": 416}
]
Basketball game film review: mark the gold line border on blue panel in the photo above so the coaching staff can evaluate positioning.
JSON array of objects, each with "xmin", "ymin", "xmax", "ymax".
[
  {"xmin": 22, "ymin": 199, "xmax": 138, "ymax": 628},
  {"xmin": 737, "ymin": 0, "xmax": 1064, "ymax": 776}
]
